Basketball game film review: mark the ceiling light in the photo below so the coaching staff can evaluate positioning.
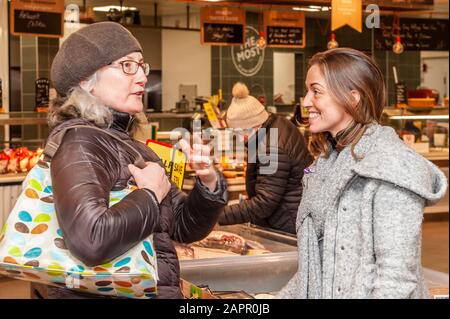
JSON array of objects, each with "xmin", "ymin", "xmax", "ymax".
[
  {"xmin": 293, "ymin": 7, "xmax": 320, "ymax": 12},
  {"xmin": 93, "ymin": 6, "xmax": 138, "ymax": 12}
]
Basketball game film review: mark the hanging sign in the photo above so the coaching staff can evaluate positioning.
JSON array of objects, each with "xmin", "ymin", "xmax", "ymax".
[
  {"xmin": 331, "ymin": 0, "xmax": 362, "ymax": 33},
  {"xmin": 10, "ymin": 0, "xmax": 64, "ymax": 38},
  {"xmin": 0, "ymin": 78, "xmax": 3, "ymax": 111},
  {"xmin": 35, "ymin": 78, "xmax": 50, "ymax": 112},
  {"xmin": 200, "ymin": 7, "xmax": 245, "ymax": 45},
  {"xmin": 146, "ymin": 140, "xmax": 187, "ymax": 189},
  {"xmin": 264, "ymin": 11, "xmax": 305, "ymax": 48}
]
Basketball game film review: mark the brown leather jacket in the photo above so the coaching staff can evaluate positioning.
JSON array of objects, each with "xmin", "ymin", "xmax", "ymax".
[{"xmin": 46, "ymin": 111, "xmax": 227, "ymax": 299}]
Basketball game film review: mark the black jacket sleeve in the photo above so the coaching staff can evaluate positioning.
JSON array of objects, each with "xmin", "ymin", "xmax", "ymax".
[
  {"xmin": 171, "ymin": 171, "xmax": 228, "ymax": 243},
  {"xmin": 218, "ymin": 147, "xmax": 291, "ymax": 225},
  {"xmin": 50, "ymin": 129, "xmax": 161, "ymax": 267}
]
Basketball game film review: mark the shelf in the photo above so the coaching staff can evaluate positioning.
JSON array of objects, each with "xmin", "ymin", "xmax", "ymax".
[
  {"xmin": 0, "ymin": 115, "xmax": 48, "ymax": 125},
  {"xmin": 0, "ymin": 172, "xmax": 27, "ymax": 183},
  {"xmin": 383, "ymin": 106, "xmax": 449, "ymax": 119}
]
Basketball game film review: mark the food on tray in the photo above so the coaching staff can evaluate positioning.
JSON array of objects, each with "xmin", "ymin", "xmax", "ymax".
[
  {"xmin": 173, "ymin": 231, "xmax": 273, "ymax": 260},
  {"xmin": 174, "ymin": 242, "xmax": 195, "ymax": 260},
  {"xmin": 0, "ymin": 147, "xmax": 43, "ymax": 174},
  {"xmin": 194, "ymin": 231, "xmax": 248, "ymax": 254},
  {"xmin": 245, "ymin": 239, "xmax": 266, "ymax": 250}
]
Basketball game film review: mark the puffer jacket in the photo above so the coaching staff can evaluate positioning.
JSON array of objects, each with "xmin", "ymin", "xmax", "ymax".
[
  {"xmin": 45, "ymin": 111, "xmax": 228, "ymax": 299},
  {"xmin": 218, "ymin": 114, "xmax": 313, "ymax": 234}
]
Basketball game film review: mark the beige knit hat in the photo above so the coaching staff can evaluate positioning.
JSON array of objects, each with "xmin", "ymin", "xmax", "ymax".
[{"xmin": 226, "ymin": 82, "xmax": 269, "ymax": 129}]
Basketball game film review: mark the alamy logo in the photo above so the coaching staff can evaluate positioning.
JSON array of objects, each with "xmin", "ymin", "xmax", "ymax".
[
  {"xmin": 170, "ymin": 120, "xmax": 279, "ymax": 175},
  {"xmin": 365, "ymin": 4, "xmax": 380, "ymax": 29}
]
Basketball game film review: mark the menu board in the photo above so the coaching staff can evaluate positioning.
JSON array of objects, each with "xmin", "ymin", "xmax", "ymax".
[
  {"xmin": 200, "ymin": 7, "xmax": 245, "ymax": 45},
  {"xmin": 35, "ymin": 78, "xmax": 50, "ymax": 112},
  {"xmin": 202, "ymin": 23, "xmax": 244, "ymax": 44},
  {"xmin": 264, "ymin": 11, "xmax": 305, "ymax": 48},
  {"xmin": 267, "ymin": 26, "xmax": 303, "ymax": 47},
  {"xmin": 395, "ymin": 82, "xmax": 408, "ymax": 107},
  {"xmin": 375, "ymin": 17, "xmax": 448, "ymax": 51},
  {"xmin": 10, "ymin": 0, "xmax": 64, "ymax": 38}
]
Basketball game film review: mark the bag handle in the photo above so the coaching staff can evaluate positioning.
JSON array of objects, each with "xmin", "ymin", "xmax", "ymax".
[{"xmin": 43, "ymin": 124, "xmax": 147, "ymax": 169}]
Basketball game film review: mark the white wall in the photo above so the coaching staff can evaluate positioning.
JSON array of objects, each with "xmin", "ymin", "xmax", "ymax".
[
  {"xmin": 162, "ymin": 29, "xmax": 210, "ymax": 111},
  {"xmin": 273, "ymin": 52, "xmax": 295, "ymax": 105},
  {"xmin": 420, "ymin": 51, "xmax": 449, "ymax": 104},
  {"xmin": 1, "ymin": 0, "xmax": 10, "ymax": 111}
]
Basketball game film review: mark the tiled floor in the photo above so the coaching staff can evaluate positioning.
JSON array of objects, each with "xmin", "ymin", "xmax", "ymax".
[{"xmin": 0, "ymin": 219, "xmax": 448, "ymax": 299}]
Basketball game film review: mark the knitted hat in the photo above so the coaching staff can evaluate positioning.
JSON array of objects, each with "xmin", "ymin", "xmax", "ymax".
[
  {"xmin": 226, "ymin": 82, "xmax": 269, "ymax": 129},
  {"xmin": 51, "ymin": 22, "xmax": 142, "ymax": 96}
]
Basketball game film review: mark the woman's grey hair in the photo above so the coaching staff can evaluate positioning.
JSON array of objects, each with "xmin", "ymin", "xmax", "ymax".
[{"xmin": 48, "ymin": 71, "xmax": 113, "ymax": 129}]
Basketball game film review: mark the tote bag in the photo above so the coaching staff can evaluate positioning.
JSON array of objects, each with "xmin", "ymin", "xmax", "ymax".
[{"xmin": 0, "ymin": 125, "xmax": 158, "ymax": 299}]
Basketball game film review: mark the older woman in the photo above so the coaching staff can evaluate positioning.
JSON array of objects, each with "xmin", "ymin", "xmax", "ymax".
[
  {"xmin": 278, "ymin": 48, "xmax": 447, "ymax": 299},
  {"xmin": 44, "ymin": 22, "xmax": 227, "ymax": 299}
]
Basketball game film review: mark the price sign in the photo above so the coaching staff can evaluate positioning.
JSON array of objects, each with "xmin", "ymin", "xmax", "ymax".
[{"xmin": 146, "ymin": 140, "xmax": 186, "ymax": 189}]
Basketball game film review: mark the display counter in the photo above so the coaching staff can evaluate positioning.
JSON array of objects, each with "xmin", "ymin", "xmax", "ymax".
[
  {"xmin": 179, "ymin": 224, "xmax": 448, "ymax": 298},
  {"xmin": 179, "ymin": 224, "xmax": 297, "ymax": 295}
]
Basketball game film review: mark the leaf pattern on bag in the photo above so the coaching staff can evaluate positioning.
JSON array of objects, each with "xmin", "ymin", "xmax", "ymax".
[{"xmin": 0, "ymin": 164, "xmax": 158, "ymax": 299}]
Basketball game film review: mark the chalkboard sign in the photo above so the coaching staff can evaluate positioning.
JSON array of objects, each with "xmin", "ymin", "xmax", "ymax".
[
  {"xmin": 202, "ymin": 23, "xmax": 244, "ymax": 45},
  {"xmin": 375, "ymin": 18, "xmax": 448, "ymax": 51},
  {"xmin": 395, "ymin": 82, "xmax": 408, "ymax": 107},
  {"xmin": 35, "ymin": 78, "xmax": 50, "ymax": 111},
  {"xmin": 266, "ymin": 26, "xmax": 303, "ymax": 47},
  {"xmin": 12, "ymin": 9, "xmax": 63, "ymax": 37}
]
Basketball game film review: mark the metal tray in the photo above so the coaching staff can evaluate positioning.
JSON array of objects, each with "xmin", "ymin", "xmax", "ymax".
[{"xmin": 179, "ymin": 224, "xmax": 298, "ymax": 294}]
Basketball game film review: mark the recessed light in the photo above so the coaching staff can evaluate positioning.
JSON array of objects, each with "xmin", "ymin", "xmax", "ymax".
[{"xmin": 93, "ymin": 6, "xmax": 138, "ymax": 12}]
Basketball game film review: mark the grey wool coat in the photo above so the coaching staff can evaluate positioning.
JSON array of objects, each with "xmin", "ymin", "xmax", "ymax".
[{"xmin": 278, "ymin": 124, "xmax": 448, "ymax": 299}]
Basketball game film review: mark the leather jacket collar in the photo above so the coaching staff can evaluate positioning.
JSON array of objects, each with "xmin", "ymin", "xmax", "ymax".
[{"xmin": 110, "ymin": 110, "xmax": 136, "ymax": 133}]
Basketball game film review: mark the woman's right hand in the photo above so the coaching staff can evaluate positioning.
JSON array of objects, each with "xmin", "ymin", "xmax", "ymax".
[{"xmin": 128, "ymin": 162, "xmax": 171, "ymax": 204}]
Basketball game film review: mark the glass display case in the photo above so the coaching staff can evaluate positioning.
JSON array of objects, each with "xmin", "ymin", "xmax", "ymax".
[
  {"xmin": 381, "ymin": 106, "xmax": 449, "ymax": 214},
  {"xmin": 381, "ymin": 106, "xmax": 449, "ymax": 158}
]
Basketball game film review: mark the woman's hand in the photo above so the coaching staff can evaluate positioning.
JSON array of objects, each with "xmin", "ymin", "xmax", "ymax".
[
  {"xmin": 179, "ymin": 133, "xmax": 218, "ymax": 192},
  {"xmin": 128, "ymin": 162, "xmax": 171, "ymax": 204}
]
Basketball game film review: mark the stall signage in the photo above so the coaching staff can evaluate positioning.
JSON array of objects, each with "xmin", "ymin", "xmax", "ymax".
[
  {"xmin": 203, "ymin": 102, "xmax": 223, "ymax": 129},
  {"xmin": 332, "ymin": 0, "xmax": 362, "ymax": 33},
  {"xmin": 395, "ymin": 82, "xmax": 408, "ymax": 108},
  {"xmin": 200, "ymin": 7, "xmax": 245, "ymax": 45},
  {"xmin": 35, "ymin": 78, "xmax": 50, "ymax": 112},
  {"xmin": 0, "ymin": 79, "xmax": 2, "ymax": 110},
  {"xmin": 10, "ymin": 0, "xmax": 64, "ymax": 38},
  {"xmin": 231, "ymin": 26, "xmax": 265, "ymax": 77},
  {"xmin": 375, "ymin": 17, "xmax": 448, "ymax": 51},
  {"xmin": 264, "ymin": 11, "xmax": 305, "ymax": 48},
  {"xmin": 146, "ymin": 140, "xmax": 186, "ymax": 189}
]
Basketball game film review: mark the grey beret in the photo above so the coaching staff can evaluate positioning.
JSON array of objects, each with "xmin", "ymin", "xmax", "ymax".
[{"xmin": 51, "ymin": 22, "xmax": 142, "ymax": 96}]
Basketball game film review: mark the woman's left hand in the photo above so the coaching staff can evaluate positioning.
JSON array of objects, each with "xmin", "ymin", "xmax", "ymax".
[{"xmin": 178, "ymin": 133, "xmax": 218, "ymax": 192}]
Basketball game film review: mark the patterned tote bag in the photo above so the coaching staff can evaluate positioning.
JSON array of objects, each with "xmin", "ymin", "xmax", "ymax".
[{"xmin": 0, "ymin": 125, "xmax": 158, "ymax": 299}]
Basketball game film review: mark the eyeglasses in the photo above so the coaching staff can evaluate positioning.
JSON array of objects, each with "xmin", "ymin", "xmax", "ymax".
[{"xmin": 110, "ymin": 60, "xmax": 151, "ymax": 76}]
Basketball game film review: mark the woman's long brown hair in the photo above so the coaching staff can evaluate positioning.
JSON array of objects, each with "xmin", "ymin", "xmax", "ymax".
[{"xmin": 307, "ymin": 48, "xmax": 386, "ymax": 159}]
